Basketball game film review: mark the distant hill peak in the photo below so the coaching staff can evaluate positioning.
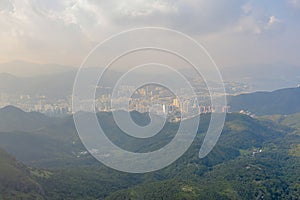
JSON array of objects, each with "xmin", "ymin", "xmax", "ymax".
[
  {"xmin": 0, "ymin": 60, "xmax": 74, "ymax": 77},
  {"xmin": 0, "ymin": 105, "xmax": 52, "ymax": 133},
  {"xmin": 0, "ymin": 105, "xmax": 25, "ymax": 114}
]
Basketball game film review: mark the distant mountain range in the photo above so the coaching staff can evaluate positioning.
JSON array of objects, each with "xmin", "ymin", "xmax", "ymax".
[
  {"xmin": 0, "ymin": 71, "xmax": 77, "ymax": 99},
  {"xmin": 0, "ymin": 67, "xmax": 122, "ymax": 99},
  {"xmin": 0, "ymin": 61, "xmax": 299, "ymax": 99},
  {"xmin": 229, "ymin": 86, "xmax": 300, "ymax": 115},
  {"xmin": 0, "ymin": 105, "xmax": 286, "ymax": 166},
  {"xmin": 0, "ymin": 60, "xmax": 73, "ymax": 77}
]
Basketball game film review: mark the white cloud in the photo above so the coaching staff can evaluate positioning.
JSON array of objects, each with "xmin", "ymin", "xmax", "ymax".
[
  {"xmin": 266, "ymin": 15, "xmax": 282, "ymax": 29},
  {"xmin": 0, "ymin": 0, "xmax": 248, "ymax": 50},
  {"xmin": 0, "ymin": 0, "xmax": 298, "ymax": 67},
  {"xmin": 236, "ymin": 15, "xmax": 283, "ymax": 34},
  {"xmin": 234, "ymin": 2, "xmax": 284, "ymax": 35},
  {"xmin": 115, "ymin": 0, "xmax": 178, "ymax": 17},
  {"xmin": 0, "ymin": 0, "xmax": 94, "ymax": 64}
]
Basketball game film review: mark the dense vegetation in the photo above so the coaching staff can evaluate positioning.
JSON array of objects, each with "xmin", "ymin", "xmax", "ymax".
[
  {"xmin": 0, "ymin": 148, "xmax": 44, "ymax": 199},
  {"xmin": 0, "ymin": 106, "xmax": 299, "ymax": 199}
]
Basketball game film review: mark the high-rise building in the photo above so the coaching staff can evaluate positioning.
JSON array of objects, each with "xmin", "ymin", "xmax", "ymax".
[{"xmin": 172, "ymin": 98, "xmax": 179, "ymax": 107}]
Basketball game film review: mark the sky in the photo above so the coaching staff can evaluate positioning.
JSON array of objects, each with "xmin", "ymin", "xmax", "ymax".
[{"xmin": 0, "ymin": 0, "xmax": 299, "ymax": 69}]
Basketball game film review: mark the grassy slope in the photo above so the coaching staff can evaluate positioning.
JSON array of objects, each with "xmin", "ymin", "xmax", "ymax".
[
  {"xmin": 0, "ymin": 148, "xmax": 45, "ymax": 200},
  {"xmin": 261, "ymin": 112, "xmax": 300, "ymax": 133}
]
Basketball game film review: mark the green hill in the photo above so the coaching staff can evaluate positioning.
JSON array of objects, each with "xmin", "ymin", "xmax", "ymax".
[
  {"xmin": 229, "ymin": 87, "xmax": 300, "ymax": 115},
  {"xmin": 30, "ymin": 112, "xmax": 298, "ymax": 199},
  {"xmin": 0, "ymin": 108, "xmax": 299, "ymax": 199},
  {"xmin": 0, "ymin": 148, "xmax": 45, "ymax": 199},
  {"xmin": 261, "ymin": 112, "xmax": 300, "ymax": 134},
  {"xmin": 105, "ymin": 121, "xmax": 300, "ymax": 200},
  {"xmin": 0, "ymin": 106, "xmax": 56, "ymax": 133}
]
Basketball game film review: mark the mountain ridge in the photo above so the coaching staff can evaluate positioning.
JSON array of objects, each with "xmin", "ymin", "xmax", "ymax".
[
  {"xmin": 0, "ymin": 105, "xmax": 55, "ymax": 132},
  {"xmin": 229, "ymin": 86, "xmax": 300, "ymax": 115}
]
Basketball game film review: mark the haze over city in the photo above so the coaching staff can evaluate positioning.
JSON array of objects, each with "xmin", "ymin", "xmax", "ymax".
[{"xmin": 0, "ymin": 1, "xmax": 300, "ymax": 199}]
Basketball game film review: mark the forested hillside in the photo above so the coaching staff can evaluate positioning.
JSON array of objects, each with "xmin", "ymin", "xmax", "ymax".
[{"xmin": 0, "ymin": 108, "xmax": 299, "ymax": 199}]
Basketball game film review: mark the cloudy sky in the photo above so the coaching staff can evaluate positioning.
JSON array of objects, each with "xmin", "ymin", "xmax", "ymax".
[{"xmin": 0, "ymin": 0, "xmax": 299, "ymax": 68}]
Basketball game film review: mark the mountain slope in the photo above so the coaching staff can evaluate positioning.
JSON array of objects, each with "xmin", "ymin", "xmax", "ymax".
[
  {"xmin": 0, "ymin": 111, "xmax": 284, "ymax": 168},
  {"xmin": 24, "ymin": 112, "xmax": 293, "ymax": 199},
  {"xmin": 260, "ymin": 112, "xmax": 300, "ymax": 133},
  {"xmin": 0, "ymin": 68, "xmax": 121, "ymax": 99},
  {"xmin": 0, "ymin": 106, "xmax": 55, "ymax": 132},
  {"xmin": 229, "ymin": 87, "xmax": 300, "ymax": 115},
  {"xmin": 0, "ymin": 107, "xmax": 299, "ymax": 199},
  {"xmin": 105, "ymin": 124, "xmax": 300, "ymax": 200},
  {"xmin": 0, "ymin": 60, "xmax": 72, "ymax": 77},
  {"xmin": 0, "ymin": 148, "xmax": 45, "ymax": 199}
]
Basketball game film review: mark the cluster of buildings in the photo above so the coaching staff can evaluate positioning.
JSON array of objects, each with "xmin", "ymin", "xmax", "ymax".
[
  {"xmin": 0, "ymin": 93, "xmax": 71, "ymax": 117},
  {"xmin": 93, "ymin": 85, "xmax": 230, "ymax": 120},
  {"xmin": 0, "ymin": 82, "xmax": 232, "ymax": 118}
]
